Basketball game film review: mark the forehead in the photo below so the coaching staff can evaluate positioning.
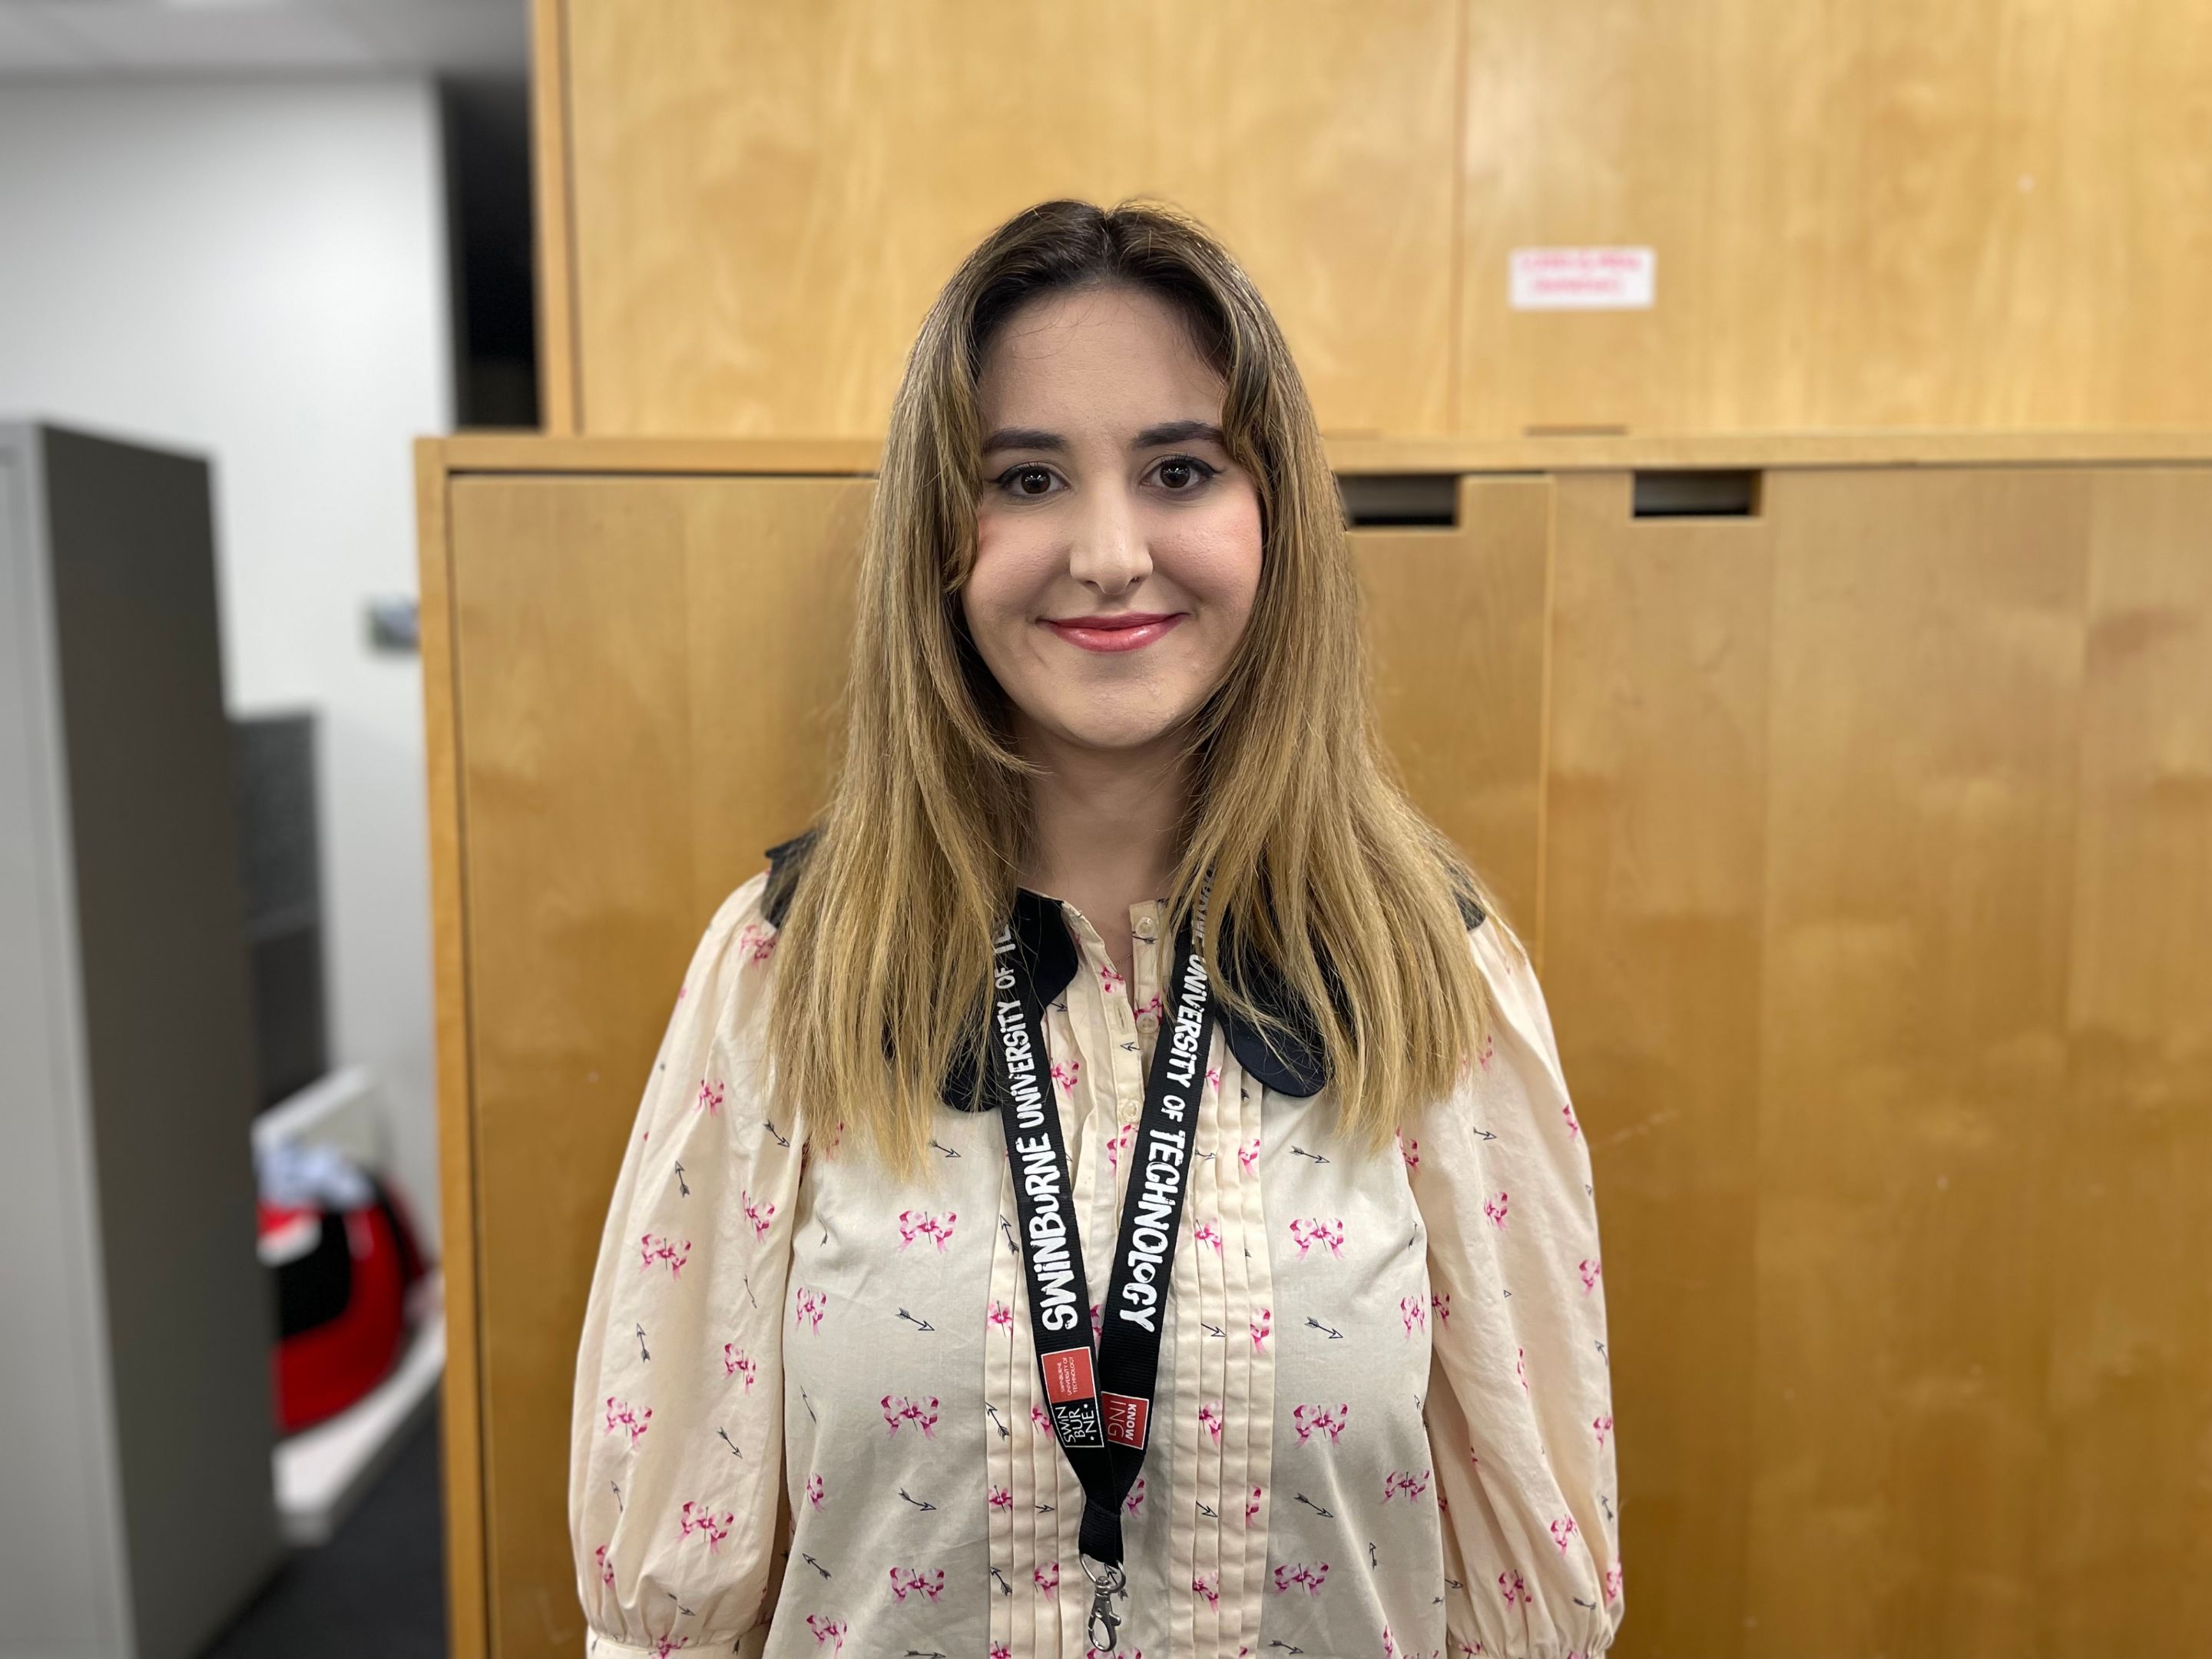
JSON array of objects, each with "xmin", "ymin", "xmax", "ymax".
[{"xmin": 975, "ymin": 283, "xmax": 1225, "ymax": 430}]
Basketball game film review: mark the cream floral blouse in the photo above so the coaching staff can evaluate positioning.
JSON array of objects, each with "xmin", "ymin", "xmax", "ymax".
[{"xmin": 568, "ymin": 857, "xmax": 1624, "ymax": 1659}]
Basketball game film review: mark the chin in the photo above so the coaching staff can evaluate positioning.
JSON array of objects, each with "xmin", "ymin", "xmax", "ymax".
[{"xmin": 1048, "ymin": 710, "xmax": 1190, "ymax": 753}]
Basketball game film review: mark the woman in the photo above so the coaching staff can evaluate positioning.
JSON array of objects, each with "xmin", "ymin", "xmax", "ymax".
[{"xmin": 569, "ymin": 198, "xmax": 1622, "ymax": 1659}]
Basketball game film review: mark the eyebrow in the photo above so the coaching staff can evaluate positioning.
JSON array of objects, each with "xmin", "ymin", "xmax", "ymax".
[{"xmin": 979, "ymin": 419, "xmax": 1227, "ymax": 455}]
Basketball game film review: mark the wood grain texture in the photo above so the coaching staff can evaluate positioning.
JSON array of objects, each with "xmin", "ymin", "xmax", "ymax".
[
  {"xmin": 558, "ymin": 0, "xmax": 1460, "ymax": 439},
  {"xmin": 1747, "ymin": 468, "xmax": 2088, "ymax": 1656},
  {"xmin": 432, "ymin": 429, "xmax": 2212, "ymax": 480},
  {"xmin": 1457, "ymin": 0, "xmax": 2212, "ymax": 437},
  {"xmin": 413, "ymin": 438, "xmax": 488, "ymax": 1659},
  {"xmin": 1353, "ymin": 475, "xmax": 1553, "ymax": 945},
  {"xmin": 446, "ymin": 475, "xmax": 870, "ymax": 1656},
  {"xmin": 2046, "ymin": 469, "xmax": 2212, "ymax": 1650},
  {"xmin": 1543, "ymin": 472, "xmax": 1775, "ymax": 1656},
  {"xmin": 528, "ymin": 0, "xmax": 578, "ymax": 435},
  {"xmin": 542, "ymin": 1, "xmax": 2212, "ymax": 441},
  {"xmin": 1541, "ymin": 465, "xmax": 2212, "ymax": 1658},
  {"xmin": 419, "ymin": 443, "xmax": 2212, "ymax": 1656}
]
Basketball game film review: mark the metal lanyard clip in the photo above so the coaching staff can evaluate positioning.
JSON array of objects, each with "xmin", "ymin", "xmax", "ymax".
[{"xmin": 1081, "ymin": 1555, "xmax": 1127, "ymax": 1654}]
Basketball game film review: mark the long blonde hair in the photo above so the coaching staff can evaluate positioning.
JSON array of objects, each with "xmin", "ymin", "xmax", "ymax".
[{"xmin": 766, "ymin": 197, "xmax": 1524, "ymax": 1179}]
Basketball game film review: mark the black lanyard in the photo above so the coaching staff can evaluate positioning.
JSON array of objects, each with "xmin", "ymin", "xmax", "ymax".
[{"xmin": 986, "ymin": 873, "xmax": 1218, "ymax": 1653}]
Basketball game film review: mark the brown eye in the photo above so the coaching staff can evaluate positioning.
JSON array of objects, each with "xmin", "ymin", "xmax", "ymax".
[
  {"xmin": 993, "ymin": 464, "xmax": 1058, "ymax": 498},
  {"xmin": 1153, "ymin": 456, "xmax": 1218, "ymax": 492}
]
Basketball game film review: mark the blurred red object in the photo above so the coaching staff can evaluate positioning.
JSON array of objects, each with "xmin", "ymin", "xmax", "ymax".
[{"xmin": 256, "ymin": 1143, "xmax": 429, "ymax": 1434}]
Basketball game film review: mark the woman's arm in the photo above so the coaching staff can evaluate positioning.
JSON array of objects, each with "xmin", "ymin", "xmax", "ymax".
[
  {"xmin": 568, "ymin": 871, "xmax": 804, "ymax": 1657},
  {"xmin": 1410, "ymin": 921, "xmax": 1624, "ymax": 1658}
]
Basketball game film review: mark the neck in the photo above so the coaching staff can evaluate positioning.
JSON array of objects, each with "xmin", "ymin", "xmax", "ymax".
[{"xmin": 1014, "ymin": 714, "xmax": 1192, "ymax": 909}]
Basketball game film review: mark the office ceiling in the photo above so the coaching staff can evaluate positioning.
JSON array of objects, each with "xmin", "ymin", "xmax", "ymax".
[{"xmin": 0, "ymin": 0, "xmax": 526, "ymax": 78}]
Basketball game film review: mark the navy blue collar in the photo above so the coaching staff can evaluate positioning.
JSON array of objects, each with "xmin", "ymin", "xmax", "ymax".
[{"xmin": 763, "ymin": 826, "xmax": 1481, "ymax": 1107}]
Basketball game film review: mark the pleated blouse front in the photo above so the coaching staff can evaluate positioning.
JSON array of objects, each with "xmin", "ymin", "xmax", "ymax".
[{"xmin": 569, "ymin": 866, "xmax": 1625, "ymax": 1659}]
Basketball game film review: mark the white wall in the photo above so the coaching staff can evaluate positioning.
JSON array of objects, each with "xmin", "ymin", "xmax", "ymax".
[{"xmin": 0, "ymin": 76, "xmax": 451, "ymax": 1248}]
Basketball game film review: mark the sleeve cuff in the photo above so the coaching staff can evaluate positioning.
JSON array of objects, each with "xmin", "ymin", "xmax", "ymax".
[{"xmin": 587, "ymin": 1624, "xmax": 770, "ymax": 1658}]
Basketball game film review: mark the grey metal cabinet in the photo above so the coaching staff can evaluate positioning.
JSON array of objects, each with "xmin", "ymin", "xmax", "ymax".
[{"xmin": 0, "ymin": 422, "xmax": 280, "ymax": 1659}]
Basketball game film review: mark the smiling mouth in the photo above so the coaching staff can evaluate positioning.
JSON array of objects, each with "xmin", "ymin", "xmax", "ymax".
[{"xmin": 1040, "ymin": 614, "xmax": 1186, "ymax": 654}]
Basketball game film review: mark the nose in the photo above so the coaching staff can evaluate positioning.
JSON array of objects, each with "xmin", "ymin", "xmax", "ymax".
[{"xmin": 1066, "ymin": 477, "xmax": 1149, "ymax": 595}]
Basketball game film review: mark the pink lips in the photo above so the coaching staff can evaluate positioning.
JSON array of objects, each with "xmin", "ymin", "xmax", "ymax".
[{"xmin": 1041, "ymin": 613, "xmax": 1186, "ymax": 653}]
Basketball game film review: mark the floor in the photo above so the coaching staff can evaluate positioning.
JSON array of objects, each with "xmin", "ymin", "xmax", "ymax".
[{"xmin": 198, "ymin": 1399, "xmax": 446, "ymax": 1659}]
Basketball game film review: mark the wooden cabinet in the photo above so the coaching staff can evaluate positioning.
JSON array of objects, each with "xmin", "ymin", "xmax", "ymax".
[
  {"xmin": 534, "ymin": 0, "xmax": 2212, "ymax": 439},
  {"xmin": 420, "ymin": 433, "xmax": 2212, "ymax": 1658}
]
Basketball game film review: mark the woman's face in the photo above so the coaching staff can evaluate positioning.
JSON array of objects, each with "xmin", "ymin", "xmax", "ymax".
[{"xmin": 961, "ymin": 282, "xmax": 1263, "ymax": 762}]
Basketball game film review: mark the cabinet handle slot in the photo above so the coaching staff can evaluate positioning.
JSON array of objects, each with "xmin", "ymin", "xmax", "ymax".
[
  {"xmin": 1339, "ymin": 474, "xmax": 1459, "ymax": 528},
  {"xmin": 1632, "ymin": 470, "xmax": 1762, "ymax": 518}
]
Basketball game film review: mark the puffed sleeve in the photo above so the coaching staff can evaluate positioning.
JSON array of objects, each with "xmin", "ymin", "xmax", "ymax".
[
  {"xmin": 568, "ymin": 869, "xmax": 806, "ymax": 1657},
  {"xmin": 1409, "ymin": 919, "xmax": 1624, "ymax": 1659}
]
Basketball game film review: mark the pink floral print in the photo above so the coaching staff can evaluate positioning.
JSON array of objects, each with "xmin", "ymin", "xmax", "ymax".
[
  {"xmin": 792, "ymin": 1286, "xmax": 826, "ymax": 1331},
  {"xmin": 879, "ymin": 1394, "xmax": 939, "ymax": 1438},
  {"xmin": 894, "ymin": 1208, "xmax": 955, "ymax": 1250},
  {"xmin": 887, "ymin": 1565, "xmax": 943, "ymax": 1602},
  {"xmin": 677, "ymin": 1500, "xmax": 732, "ymax": 1551},
  {"xmin": 1105, "ymin": 1118, "xmax": 1137, "ymax": 1172},
  {"xmin": 568, "ymin": 869, "xmax": 1620, "ymax": 1659},
  {"xmin": 1382, "ymin": 1467, "xmax": 1432, "ymax": 1503},
  {"xmin": 1292, "ymin": 1402, "xmax": 1351, "ymax": 1444},
  {"xmin": 638, "ymin": 1233, "xmax": 690, "ymax": 1277},
  {"xmin": 602, "ymin": 1396, "xmax": 650, "ymax": 1445},
  {"xmin": 740, "ymin": 1190, "xmax": 775, "ymax": 1239}
]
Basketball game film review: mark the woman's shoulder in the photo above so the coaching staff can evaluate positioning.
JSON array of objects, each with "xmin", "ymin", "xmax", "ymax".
[
  {"xmin": 665, "ymin": 868, "xmax": 779, "ymax": 1022},
  {"xmin": 691, "ymin": 825, "xmax": 816, "ymax": 953},
  {"xmin": 697, "ymin": 864, "xmax": 776, "ymax": 949},
  {"xmin": 1461, "ymin": 906, "xmax": 1568, "ymax": 1111}
]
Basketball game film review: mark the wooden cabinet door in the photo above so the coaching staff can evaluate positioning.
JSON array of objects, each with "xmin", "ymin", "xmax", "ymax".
[
  {"xmin": 1539, "ymin": 464, "xmax": 2212, "ymax": 1659},
  {"xmin": 444, "ymin": 473, "xmax": 871, "ymax": 1657}
]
